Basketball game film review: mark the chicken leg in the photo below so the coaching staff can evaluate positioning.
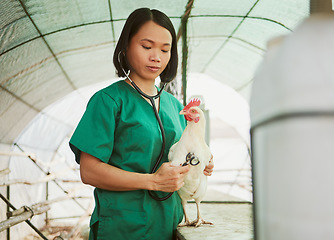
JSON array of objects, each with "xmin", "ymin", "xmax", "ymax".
[
  {"xmin": 178, "ymin": 199, "xmax": 191, "ymax": 227},
  {"xmin": 190, "ymin": 200, "xmax": 213, "ymax": 227}
]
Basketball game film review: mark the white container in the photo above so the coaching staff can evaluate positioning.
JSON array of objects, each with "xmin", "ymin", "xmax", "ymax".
[{"xmin": 250, "ymin": 14, "xmax": 334, "ymax": 240}]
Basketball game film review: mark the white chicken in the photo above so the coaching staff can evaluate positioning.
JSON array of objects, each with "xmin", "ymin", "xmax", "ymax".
[{"xmin": 168, "ymin": 98, "xmax": 213, "ymax": 227}]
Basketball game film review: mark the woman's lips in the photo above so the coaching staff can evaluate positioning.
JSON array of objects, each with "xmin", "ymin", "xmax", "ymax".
[{"xmin": 147, "ymin": 66, "xmax": 160, "ymax": 72}]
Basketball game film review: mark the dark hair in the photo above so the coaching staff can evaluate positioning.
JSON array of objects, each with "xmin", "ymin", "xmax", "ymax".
[{"xmin": 113, "ymin": 8, "xmax": 178, "ymax": 83}]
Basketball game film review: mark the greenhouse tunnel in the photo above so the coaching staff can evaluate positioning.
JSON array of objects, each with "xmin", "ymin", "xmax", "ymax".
[{"xmin": 0, "ymin": 0, "xmax": 328, "ymax": 239}]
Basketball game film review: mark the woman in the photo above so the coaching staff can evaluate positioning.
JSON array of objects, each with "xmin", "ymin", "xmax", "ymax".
[{"xmin": 69, "ymin": 8, "xmax": 213, "ymax": 239}]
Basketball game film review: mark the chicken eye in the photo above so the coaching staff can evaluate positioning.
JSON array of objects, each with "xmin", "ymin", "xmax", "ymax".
[{"xmin": 191, "ymin": 109, "xmax": 196, "ymax": 113}]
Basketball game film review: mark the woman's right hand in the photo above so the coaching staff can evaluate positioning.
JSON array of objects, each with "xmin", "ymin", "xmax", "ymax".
[
  {"xmin": 80, "ymin": 151, "xmax": 190, "ymax": 192},
  {"xmin": 152, "ymin": 162, "xmax": 190, "ymax": 192}
]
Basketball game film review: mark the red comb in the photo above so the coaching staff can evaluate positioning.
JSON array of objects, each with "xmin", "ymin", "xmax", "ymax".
[{"xmin": 183, "ymin": 98, "xmax": 201, "ymax": 111}]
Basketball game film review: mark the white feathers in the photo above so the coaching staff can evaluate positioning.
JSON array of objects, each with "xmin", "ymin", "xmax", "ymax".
[{"xmin": 168, "ymin": 105, "xmax": 213, "ymax": 227}]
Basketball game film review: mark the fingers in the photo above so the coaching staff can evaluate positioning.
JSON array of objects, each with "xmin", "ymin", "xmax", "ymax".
[
  {"xmin": 153, "ymin": 163, "xmax": 189, "ymax": 192},
  {"xmin": 177, "ymin": 164, "xmax": 190, "ymax": 174},
  {"xmin": 173, "ymin": 165, "xmax": 189, "ymax": 191},
  {"xmin": 203, "ymin": 156, "xmax": 214, "ymax": 176},
  {"xmin": 164, "ymin": 162, "xmax": 190, "ymax": 175},
  {"xmin": 203, "ymin": 169, "xmax": 212, "ymax": 176}
]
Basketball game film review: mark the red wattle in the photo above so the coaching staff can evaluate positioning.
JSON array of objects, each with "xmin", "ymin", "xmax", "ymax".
[{"xmin": 185, "ymin": 115, "xmax": 192, "ymax": 121}]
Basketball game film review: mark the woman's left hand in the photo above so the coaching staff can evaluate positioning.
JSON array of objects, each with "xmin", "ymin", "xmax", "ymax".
[{"xmin": 203, "ymin": 155, "xmax": 214, "ymax": 176}]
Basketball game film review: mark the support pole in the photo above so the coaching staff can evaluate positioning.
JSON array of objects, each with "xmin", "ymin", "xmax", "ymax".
[
  {"xmin": 181, "ymin": 16, "xmax": 188, "ymax": 106},
  {"xmin": 0, "ymin": 204, "xmax": 50, "ymax": 232},
  {"xmin": 310, "ymin": 0, "xmax": 333, "ymax": 13},
  {"xmin": 0, "ymin": 193, "xmax": 48, "ymax": 239},
  {"xmin": 180, "ymin": 0, "xmax": 194, "ymax": 106},
  {"xmin": 6, "ymin": 186, "xmax": 10, "ymax": 240}
]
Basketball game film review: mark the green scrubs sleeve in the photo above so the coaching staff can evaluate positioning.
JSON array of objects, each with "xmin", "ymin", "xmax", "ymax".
[{"xmin": 69, "ymin": 91, "xmax": 119, "ymax": 164}]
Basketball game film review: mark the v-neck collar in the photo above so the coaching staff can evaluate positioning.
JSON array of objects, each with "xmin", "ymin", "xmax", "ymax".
[{"xmin": 121, "ymin": 80, "xmax": 163, "ymax": 113}]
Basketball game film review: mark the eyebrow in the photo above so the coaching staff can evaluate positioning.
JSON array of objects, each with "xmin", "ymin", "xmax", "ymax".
[{"xmin": 140, "ymin": 38, "xmax": 171, "ymax": 46}]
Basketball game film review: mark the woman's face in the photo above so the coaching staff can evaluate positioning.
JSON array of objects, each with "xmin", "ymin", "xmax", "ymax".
[{"xmin": 126, "ymin": 21, "xmax": 172, "ymax": 82}]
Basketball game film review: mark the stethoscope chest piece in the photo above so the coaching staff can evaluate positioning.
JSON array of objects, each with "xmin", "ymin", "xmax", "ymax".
[{"xmin": 183, "ymin": 152, "xmax": 200, "ymax": 166}]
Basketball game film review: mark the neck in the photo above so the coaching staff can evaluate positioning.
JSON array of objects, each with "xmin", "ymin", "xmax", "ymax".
[
  {"xmin": 126, "ymin": 73, "xmax": 157, "ymax": 96},
  {"xmin": 186, "ymin": 112, "xmax": 206, "ymax": 139}
]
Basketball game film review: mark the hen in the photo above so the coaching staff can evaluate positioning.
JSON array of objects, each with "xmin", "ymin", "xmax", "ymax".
[{"xmin": 168, "ymin": 98, "xmax": 213, "ymax": 227}]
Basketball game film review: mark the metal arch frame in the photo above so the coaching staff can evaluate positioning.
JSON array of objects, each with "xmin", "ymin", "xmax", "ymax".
[{"xmin": 1, "ymin": 0, "xmax": 302, "ymax": 108}]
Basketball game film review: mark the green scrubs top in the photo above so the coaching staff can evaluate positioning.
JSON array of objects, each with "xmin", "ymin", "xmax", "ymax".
[{"xmin": 69, "ymin": 80, "xmax": 186, "ymax": 240}]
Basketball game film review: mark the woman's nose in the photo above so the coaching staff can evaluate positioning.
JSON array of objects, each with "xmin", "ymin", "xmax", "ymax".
[{"xmin": 150, "ymin": 50, "xmax": 161, "ymax": 62}]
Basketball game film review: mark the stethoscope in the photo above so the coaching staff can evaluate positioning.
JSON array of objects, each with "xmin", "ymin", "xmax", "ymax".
[{"xmin": 118, "ymin": 52, "xmax": 200, "ymax": 201}]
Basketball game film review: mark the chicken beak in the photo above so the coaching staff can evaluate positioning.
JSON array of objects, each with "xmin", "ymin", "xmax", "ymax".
[{"xmin": 179, "ymin": 109, "xmax": 187, "ymax": 115}]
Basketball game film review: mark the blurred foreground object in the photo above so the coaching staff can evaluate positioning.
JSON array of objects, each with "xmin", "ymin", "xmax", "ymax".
[{"xmin": 250, "ymin": 13, "xmax": 334, "ymax": 240}]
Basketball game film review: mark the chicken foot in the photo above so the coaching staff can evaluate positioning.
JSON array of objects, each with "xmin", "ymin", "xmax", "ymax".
[
  {"xmin": 178, "ymin": 200, "xmax": 213, "ymax": 227},
  {"xmin": 190, "ymin": 201, "xmax": 213, "ymax": 227}
]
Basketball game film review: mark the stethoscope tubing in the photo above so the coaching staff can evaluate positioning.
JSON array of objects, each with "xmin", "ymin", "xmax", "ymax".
[
  {"xmin": 128, "ymin": 80, "xmax": 173, "ymax": 201},
  {"xmin": 118, "ymin": 51, "xmax": 173, "ymax": 201}
]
